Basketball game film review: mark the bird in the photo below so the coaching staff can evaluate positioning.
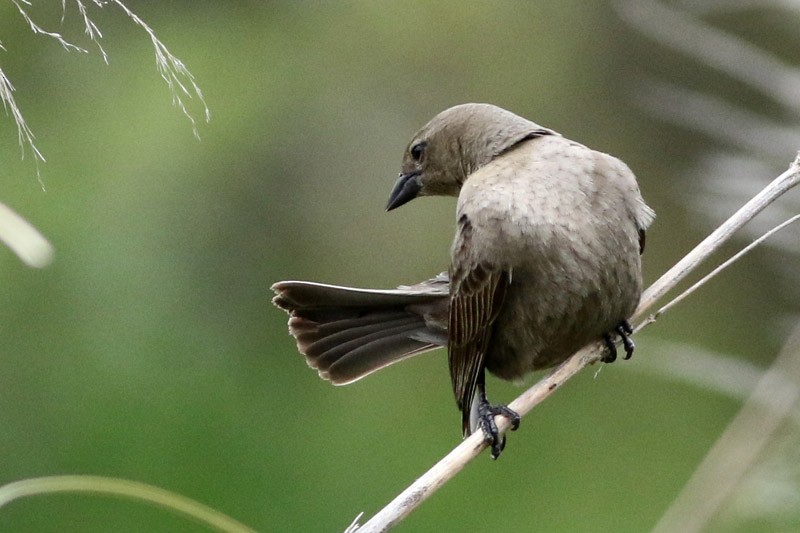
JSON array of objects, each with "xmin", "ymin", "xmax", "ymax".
[{"xmin": 272, "ymin": 103, "xmax": 655, "ymax": 458}]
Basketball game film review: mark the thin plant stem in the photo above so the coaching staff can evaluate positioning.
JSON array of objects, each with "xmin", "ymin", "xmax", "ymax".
[{"xmin": 0, "ymin": 476, "xmax": 256, "ymax": 533}]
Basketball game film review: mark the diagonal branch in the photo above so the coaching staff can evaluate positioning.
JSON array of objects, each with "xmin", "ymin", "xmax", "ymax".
[
  {"xmin": 650, "ymin": 213, "xmax": 800, "ymax": 321},
  {"xmin": 634, "ymin": 154, "xmax": 800, "ymax": 325},
  {"xmin": 352, "ymin": 153, "xmax": 800, "ymax": 532}
]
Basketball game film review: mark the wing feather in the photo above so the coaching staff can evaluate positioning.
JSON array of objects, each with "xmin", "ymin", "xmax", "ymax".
[{"xmin": 448, "ymin": 216, "xmax": 509, "ymax": 435}]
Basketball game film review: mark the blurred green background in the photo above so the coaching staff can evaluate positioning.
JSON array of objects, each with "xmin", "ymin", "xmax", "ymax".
[{"xmin": 1, "ymin": 2, "xmax": 798, "ymax": 531}]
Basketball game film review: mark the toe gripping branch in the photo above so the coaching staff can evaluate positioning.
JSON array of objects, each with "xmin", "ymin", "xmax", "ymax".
[
  {"xmin": 476, "ymin": 392, "xmax": 520, "ymax": 459},
  {"xmin": 602, "ymin": 319, "xmax": 635, "ymax": 363}
]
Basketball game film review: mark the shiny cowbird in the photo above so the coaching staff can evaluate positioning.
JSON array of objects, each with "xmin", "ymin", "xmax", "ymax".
[{"xmin": 273, "ymin": 103, "xmax": 655, "ymax": 458}]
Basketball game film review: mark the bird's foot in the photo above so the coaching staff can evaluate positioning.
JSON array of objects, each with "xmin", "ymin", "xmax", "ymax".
[
  {"xmin": 602, "ymin": 320, "xmax": 635, "ymax": 363},
  {"xmin": 476, "ymin": 397, "xmax": 520, "ymax": 459}
]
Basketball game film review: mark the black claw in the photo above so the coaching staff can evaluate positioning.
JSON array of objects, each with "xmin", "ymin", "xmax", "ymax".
[
  {"xmin": 602, "ymin": 332, "xmax": 618, "ymax": 363},
  {"xmin": 497, "ymin": 404, "xmax": 521, "ymax": 431},
  {"xmin": 477, "ymin": 396, "xmax": 520, "ymax": 459},
  {"xmin": 602, "ymin": 320, "xmax": 635, "ymax": 363},
  {"xmin": 616, "ymin": 321, "xmax": 635, "ymax": 360}
]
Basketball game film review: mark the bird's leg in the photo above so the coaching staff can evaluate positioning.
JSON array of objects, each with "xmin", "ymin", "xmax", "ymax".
[
  {"xmin": 602, "ymin": 319, "xmax": 635, "ymax": 363},
  {"xmin": 617, "ymin": 320, "xmax": 635, "ymax": 359},
  {"xmin": 602, "ymin": 332, "xmax": 618, "ymax": 363},
  {"xmin": 474, "ymin": 375, "xmax": 520, "ymax": 460}
]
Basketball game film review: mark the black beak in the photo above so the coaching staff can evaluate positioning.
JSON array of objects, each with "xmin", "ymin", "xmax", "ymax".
[{"xmin": 386, "ymin": 172, "xmax": 422, "ymax": 211}]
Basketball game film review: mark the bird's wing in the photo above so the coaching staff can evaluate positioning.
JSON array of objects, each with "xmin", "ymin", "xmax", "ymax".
[{"xmin": 448, "ymin": 215, "xmax": 509, "ymax": 435}]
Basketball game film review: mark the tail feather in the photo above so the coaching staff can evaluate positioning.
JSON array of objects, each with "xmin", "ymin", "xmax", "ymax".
[
  {"xmin": 272, "ymin": 279, "xmax": 445, "ymax": 310},
  {"xmin": 309, "ymin": 315, "xmax": 422, "ymax": 362},
  {"xmin": 327, "ymin": 335, "xmax": 436, "ymax": 384},
  {"xmin": 295, "ymin": 312, "xmax": 412, "ymax": 356},
  {"xmin": 272, "ymin": 276, "xmax": 448, "ymax": 384}
]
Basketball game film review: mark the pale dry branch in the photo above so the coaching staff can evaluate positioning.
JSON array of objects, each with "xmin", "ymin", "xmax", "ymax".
[
  {"xmin": 651, "ymin": 322, "xmax": 800, "ymax": 533},
  {"xmin": 353, "ymin": 154, "xmax": 800, "ymax": 532},
  {"xmin": 634, "ymin": 154, "xmax": 800, "ymax": 327},
  {"xmin": 653, "ymin": 214, "xmax": 800, "ymax": 320},
  {"xmin": 690, "ymin": 155, "xmax": 800, "ymax": 253}
]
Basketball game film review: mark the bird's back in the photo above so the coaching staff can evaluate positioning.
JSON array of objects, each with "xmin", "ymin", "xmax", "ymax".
[{"xmin": 453, "ymin": 135, "xmax": 649, "ymax": 378}]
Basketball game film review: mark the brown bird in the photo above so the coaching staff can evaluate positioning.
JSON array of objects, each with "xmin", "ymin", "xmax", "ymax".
[{"xmin": 272, "ymin": 103, "xmax": 654, "ymax": 458}]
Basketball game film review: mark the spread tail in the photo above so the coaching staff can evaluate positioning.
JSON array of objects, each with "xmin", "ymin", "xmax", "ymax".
[{"xmin": 271, "ymin": 274, "xmax": 448, "ymax": 384}]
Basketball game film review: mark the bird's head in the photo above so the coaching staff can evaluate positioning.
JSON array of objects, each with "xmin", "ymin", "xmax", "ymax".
[{"xmin": 386, "ymin": 103, "xmax": 552, "ymax": 211}]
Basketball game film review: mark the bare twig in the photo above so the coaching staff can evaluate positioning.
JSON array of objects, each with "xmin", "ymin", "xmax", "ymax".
[
  {"xmin": 690, "ymin": 155, "xmax": 800, "ymax": 252},
  {"xmin": 634, "ymin": 154, "xmax": 800, "ymax": 327},
  {"xmin": 653, "ymin": 214, "xmax": 800, "ymax": 319},
  {"xmin": 651, "ymin": 323, "xmax": 800, "ymax": 533},
  {"xmin": 353, "ymin": 154, "xmax": 800, "ymax": 532}
]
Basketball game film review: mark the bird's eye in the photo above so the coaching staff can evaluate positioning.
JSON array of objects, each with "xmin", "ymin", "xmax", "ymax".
[{"xmin": 410, "ymin": 141, "xmax": 426, "ymax": 162}]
